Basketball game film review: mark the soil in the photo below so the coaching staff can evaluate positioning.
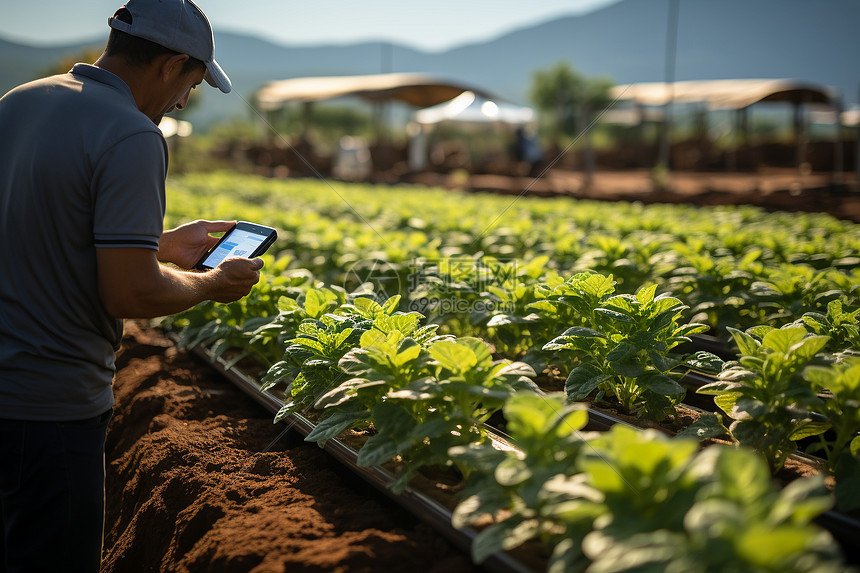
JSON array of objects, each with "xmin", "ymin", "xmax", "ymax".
[
  {"xmin": 398, "ymin": 168, "xmax": 860, "ymax": 223},
  {"xmin": 101, "ymin": 320, "xmax": 480, "ymax": 573}
]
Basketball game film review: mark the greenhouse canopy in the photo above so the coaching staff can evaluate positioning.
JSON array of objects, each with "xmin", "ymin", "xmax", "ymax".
[
  {"xmin": 255, "ymin": 73, "xmax": 495, "ymax": 111},
  {"xmin": 413, "ymin": 91, "xmax": 535, "ymax": 126},
  {"xmin": 610, "ymin": 79, "xmax": 836, "ymax": 110}
]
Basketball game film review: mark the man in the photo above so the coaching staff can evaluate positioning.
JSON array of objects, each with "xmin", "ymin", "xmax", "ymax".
[{"xmin": 0, "ymin": 1, "xmax": 262, "ymax": 571}]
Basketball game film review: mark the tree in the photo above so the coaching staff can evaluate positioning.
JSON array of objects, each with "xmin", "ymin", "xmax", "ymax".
[
  {"xmin": 529, "ymin": 61, "xmax": 613, "ymax": 183},
  {"xmin": 41, "ymin": 46, "xmax": 105, "ymax": 78}
]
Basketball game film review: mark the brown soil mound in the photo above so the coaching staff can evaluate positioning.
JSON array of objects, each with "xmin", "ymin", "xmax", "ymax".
[{"xmin": 102, "ymin": 321, "xmax": 479, "ymax": 573}]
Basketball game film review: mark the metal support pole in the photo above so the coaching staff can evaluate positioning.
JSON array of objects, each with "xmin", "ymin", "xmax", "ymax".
[
  {"xmin": 856, "ymin": 85, "xmax": 860, "ymax": 184},
  {"xmin": 379, "ymin": 42, "xmax": 393, "ymax": 146},
  {"xmin": 835, "ymin": 96, "xmax": 844, "ymax": 186},
  {"xmin": 658, "ymin": 0, "xmax": 680, "ymax": 173},
  {"xmin": 794, "ymin": 94, "xmax": 809, "ymax": 173}
]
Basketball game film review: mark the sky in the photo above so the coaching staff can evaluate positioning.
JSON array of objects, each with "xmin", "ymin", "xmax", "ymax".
[{"xmin": 0, "ymin": 0, "xmax": 622, "ymax": 52}]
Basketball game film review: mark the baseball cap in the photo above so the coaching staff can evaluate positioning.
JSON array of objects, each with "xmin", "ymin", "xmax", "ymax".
[{"xmin": 108, "ymin": 0, "xmax": 231, "ymax": 93}]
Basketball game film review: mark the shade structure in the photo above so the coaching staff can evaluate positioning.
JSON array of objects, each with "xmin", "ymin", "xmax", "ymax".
[
  {"xmin": 413, "ymin": 91, "xmax": 535, "ymax": 126},
  {"xmin": 255, "ymin": 73, "xmax": 496, "ymax": 111},
  {"xmin": 610, "ymin": 79, "xmax": 837, "ymax": 110}
]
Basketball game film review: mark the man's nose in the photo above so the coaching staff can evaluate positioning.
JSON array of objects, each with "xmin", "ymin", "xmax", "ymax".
[{"xmin": 175, "ymin": 89, "xmax": 192, "ymax": 111}]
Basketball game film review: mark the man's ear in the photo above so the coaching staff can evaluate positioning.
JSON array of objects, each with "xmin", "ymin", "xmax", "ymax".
[{"xmin": 157, "ymin": 53, "xmax": 191, "ymax": 83}]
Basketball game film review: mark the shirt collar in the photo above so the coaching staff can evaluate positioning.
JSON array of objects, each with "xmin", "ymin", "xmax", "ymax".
[{"xmin": 69, "ymin": 63, "xmax": 136, "ymax": 103}]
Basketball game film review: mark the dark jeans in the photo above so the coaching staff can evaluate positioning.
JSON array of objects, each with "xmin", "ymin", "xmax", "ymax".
[{"xmin": 0, "ymin": 409, "xmax": 112, "ymax": 573}]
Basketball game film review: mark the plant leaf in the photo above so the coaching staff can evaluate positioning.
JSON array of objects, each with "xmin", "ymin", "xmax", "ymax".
[
  {"xmin": 356, "ymin": 433, "xmax": 399, "ymax": 467},
  {"xmin": 607, "ymin": 342, "xmax": 638, "ymax": 363},
  {"xmin": 640, "ymin": 373, "xmax": 684, "ymax": 398},
  {"xmin": 430, "ymin": 339, "xmax": 478, "ymax": 372},
  {"xmin": 471, "ymin": 516, "xmax": 527, "ymax": 564},
  {"xmin": 451, "ymin": 491, "xmax": 505, "ymax": 529},
  {"xmin": 595, "ymin": 307, "xmax": 634, "ymax": 323},
  {"xmin": 728, "ymin": 327, "xmax": 759, "ymax": 356},
  {"xmin": 684, "ymin": 351, "xmax": 725, "ymax": 373},
  {"xmin": 305, "ymin": 410, "xmax": 369, "ymax": 443},
  {"xmin": 674, "ymin": 412, "xmax": 729, "ymax": 440},
  {"xmin": 761, "ymin": 326, "xmax": 807, "ymax": 354},
  {"xmin": 566, "ymin": 364, "xmax": 610, "ymax": 401},
  {"xmin": 787, "ymin": 420, "xmax": 830, "ymax": 441},
  {"xmin": 559, "ymin": 326, "xmax": 607, "ymax": 339}
]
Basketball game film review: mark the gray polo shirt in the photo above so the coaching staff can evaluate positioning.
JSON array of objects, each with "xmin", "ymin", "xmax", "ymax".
[{"xmin": 0, "ymin": 64, "xmax": 167, "ymax": 421}]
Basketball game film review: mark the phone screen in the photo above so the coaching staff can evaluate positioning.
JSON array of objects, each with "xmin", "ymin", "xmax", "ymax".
[{"xmin": 200, "ymin": 227, "xmax": 269, "ymax": 269}]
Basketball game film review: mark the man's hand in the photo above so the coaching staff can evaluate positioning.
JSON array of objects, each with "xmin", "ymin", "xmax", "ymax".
[
  {"xmin": 157, "ymin": 219, "xmax": 236, "ymax": 269},
  {"xmin": 208, "ymin": 257, "xmax": 265, "ymax": 303}
]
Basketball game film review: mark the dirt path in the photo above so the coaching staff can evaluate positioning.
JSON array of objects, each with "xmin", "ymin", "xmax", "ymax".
[{"xmin": 102, "ymin": 321, "xmax": 479, "ymax": 573}]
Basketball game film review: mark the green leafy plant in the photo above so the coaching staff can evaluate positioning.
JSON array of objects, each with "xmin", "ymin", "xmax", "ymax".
[
  {"xmin": 407, "ymin": 255, "xmax": 553, "ymax": 354},
  {"xmin": 698, "ymin": 325, "xmax": 830, "ymax": 471},
  {"xmin": 262, "ymin": 286, "xmax": 363, "ymax": 419},
  {"xmin": 573, "ymin": 232, "xmax": 676, "ymax": 293},
  {"xmin": 321, "ymin": 333, "xmax": 536, "ymax": 491},
  {"xmin": 448, "ymin": 392, "xmax": 596, "ymax": 570},
  {"xmin": 477, "ymin": 256, "xmax": 558, "ymax": 356},
  {"xmin": 450, "ymin": 392, "xmax": 844, "ymax": 572},
  {"xmin": 523, "ymin": 271, "xmax": 617, "ymax": 372},
  {"xmin": 304, "ymin": 301, "xmax": 442, "ymax": 448},
  {"xmin": 751, "ymin": 264, "xmax": 847, "ymax": 327},
  {"xmin": 578, "ymin": 428, "xmax": 843, "ymax": 573},
  {"xmin": 538, "ymin": 276, "xmax": 712, "ymax": 420},
  {"xmin": 794, "ymin": 298, "xmax": 860, "ymax": 355},
  {"xmin": 260, "ymin": 290, "xmax": 537, "ymax": 492},
  {"xmin": 665, "ymin": 241, "xmax": 764, "ymax": 335},
  {"xmin": 804, "ymin": 357, "xmax": 860, "ymax": 512}
]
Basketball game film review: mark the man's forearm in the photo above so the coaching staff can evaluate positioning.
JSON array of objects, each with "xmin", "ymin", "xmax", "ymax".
[
  {"xmin": 97, "ymin": 246, "xmax": 262, "ymax": 319},
  {"xmin": 99, "ymin": 249, "xmax": 216, "ymax": 318}
]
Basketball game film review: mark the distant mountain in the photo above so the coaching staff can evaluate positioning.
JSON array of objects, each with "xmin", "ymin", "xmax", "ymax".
[
  {"xmin": 2, "ymin": 0, "xmax": 858, "ymax": 130},
  {"xmin": 0, "ymin": 37, "xmax": 99, "ymax": 92}
]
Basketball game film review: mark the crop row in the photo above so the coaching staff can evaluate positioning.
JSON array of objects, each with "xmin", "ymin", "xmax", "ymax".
[
  {"xmin": 165, "ymin": 173, "xmax": 860, "ymax": 342},
  {"xmin": 166, "ymin": 262, "xmax": 859, "ymax": 488}
]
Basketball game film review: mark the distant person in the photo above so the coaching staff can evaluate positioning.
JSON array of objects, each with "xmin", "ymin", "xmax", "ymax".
[
  {"xmin": 0, "ymin": 1, "xmax": 263, "ymax": 571},
  {"xmin": 407, "ymin": 121, "xmax": 429, "ymax": 172},
  {"xmin": 512, "ymin": 126, "xmax": 544, "ymax": 177}
]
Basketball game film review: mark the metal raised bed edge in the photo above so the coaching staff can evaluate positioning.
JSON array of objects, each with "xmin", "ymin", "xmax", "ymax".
[{"xmin": 188, "ymin": 343, "xmax": 534, "ymax": 573}]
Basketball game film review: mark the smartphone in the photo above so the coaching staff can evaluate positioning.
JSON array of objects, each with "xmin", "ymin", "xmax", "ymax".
[{"xmin": 194, "ymin": 221, "xmax": 277, "ymax": 270}]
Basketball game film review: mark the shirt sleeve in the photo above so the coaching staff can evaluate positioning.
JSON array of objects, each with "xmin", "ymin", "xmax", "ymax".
[{"xmin": 92, "ymin": 130, "xmax": 167, "ymax": 250}]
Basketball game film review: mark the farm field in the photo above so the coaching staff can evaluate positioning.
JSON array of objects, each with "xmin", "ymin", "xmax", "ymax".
[{"xmin": 145, "ymin": 172, "xmax": 859, "ymax": 571}]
